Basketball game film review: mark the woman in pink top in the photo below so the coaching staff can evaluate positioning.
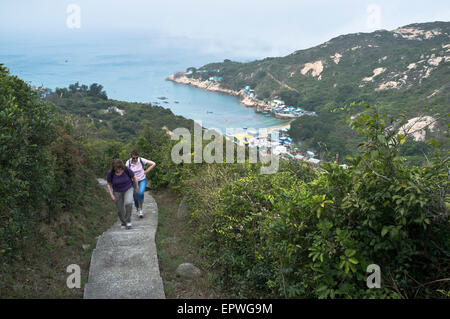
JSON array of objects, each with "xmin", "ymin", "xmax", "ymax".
[{"xmin": 125, "ymin": 150, "xmax": 156, "ymax": 218}]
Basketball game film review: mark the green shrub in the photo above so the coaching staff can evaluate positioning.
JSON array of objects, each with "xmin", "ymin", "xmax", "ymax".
[
  {"xmin": 0, "ymin": 65, "xmax": 57, "ymax": 258},
  {"xmin": 186, "ymin": 105, "xmax": 449, "ymax": 298},
  {"xmin": 0, "ymin": 66, "xmax": 107, "ymax": 262},
  {"xmin": 47, "ymin": 128, "xmax": 96, "ymax": 217}
]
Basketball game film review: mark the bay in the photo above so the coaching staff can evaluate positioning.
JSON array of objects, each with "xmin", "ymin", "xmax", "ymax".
[{"xmin": 0, "ymin": 33, "xmax": 289, "ymax": 133}]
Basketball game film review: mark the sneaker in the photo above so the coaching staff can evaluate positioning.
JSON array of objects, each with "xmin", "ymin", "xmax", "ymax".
[
  {"xmin": 126, "ymin": 223, "xmax": 132, "ymax": 230},
  {"xmin": 121, "ymin": 225, "xmax": 126, "ymax": 229},
  {"xmin": 138, "ymin": 209, "xmax": 143, "ymax": 218}
]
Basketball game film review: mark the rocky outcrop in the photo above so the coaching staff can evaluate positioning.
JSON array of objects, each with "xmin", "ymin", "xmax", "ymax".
[
  {"xmin": 393, "ymin": 27, "xmax": 442, "ymax": 40},
  {"xmin": 362, "ymin": 67, "xmax": 387, "ymax": 82},
  {"xmin": 301, "ymin": 60, "xmax": 324, "ymax": 78},
  {"xmin": 167, "ymin": 74, "xmax": 240, "ymax": 97},
  {"xmin": 397, "ymin": 116, "xmax": 437, "ymax": 142}
]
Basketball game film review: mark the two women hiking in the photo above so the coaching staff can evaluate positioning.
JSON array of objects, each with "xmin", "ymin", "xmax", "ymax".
[{"xmin": 106, "ymin": 151, "xmax": 156, "ymax": 229}]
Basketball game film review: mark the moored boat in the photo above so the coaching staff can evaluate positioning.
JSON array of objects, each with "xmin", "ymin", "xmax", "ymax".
[{"xmin": 274, "ymin": 112, "xmax": 297, "ymax": 119}]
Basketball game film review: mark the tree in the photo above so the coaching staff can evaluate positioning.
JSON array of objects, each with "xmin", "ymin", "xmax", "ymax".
[
  {"xmin": 88, "ymin": 83, "xmax": 107, "ymax": 99},
  {"xmin": 69, "ymin": 82, "xmax": 80, "ymax": 93}
]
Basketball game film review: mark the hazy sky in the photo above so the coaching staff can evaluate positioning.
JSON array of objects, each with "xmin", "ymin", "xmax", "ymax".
[{"xmin": 1, "ymin": 0, "xmax": 449, "ymax": 59}]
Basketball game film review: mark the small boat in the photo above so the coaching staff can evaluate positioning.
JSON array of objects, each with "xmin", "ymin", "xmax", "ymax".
[
  {"xmin": 274, "ymin": 111, "xmax": 297, "ymax": 119},
  {"xmin": 206, "ymin": 111, "xmax": 213, "ymax": 114}
]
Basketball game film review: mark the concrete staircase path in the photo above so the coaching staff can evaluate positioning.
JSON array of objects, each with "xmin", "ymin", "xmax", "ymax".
[{"xmin": 84, "ymin": 183, "xmax": 165, "ymax": 299}]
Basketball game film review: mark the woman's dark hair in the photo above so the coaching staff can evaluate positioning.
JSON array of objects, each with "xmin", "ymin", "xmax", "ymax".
[
  {"xmin": 131, "ymin": 150, "xmax": 139, "ymax": 157},
  {"xmin": 110, "ymin": 159, "xmax": 125, "ymax": 172}
]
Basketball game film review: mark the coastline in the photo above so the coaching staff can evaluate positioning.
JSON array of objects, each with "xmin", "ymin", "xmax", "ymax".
[
  {"xmin": 261, "ymin": 121, "xmax": 293, "ymax": 135},
  {"xmin": 267, "ymin": 121, "xmax": 292, "ymax": 132},
  {"xmin": 166, "ymin": 73, "xmax": 268, "ymax": 108},
  {"xmin": 166, "ymin": 73, "xmax": 293, "ymax": 134}
]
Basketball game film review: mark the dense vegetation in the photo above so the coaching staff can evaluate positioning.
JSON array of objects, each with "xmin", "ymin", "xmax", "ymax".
[
  {"xmin": 41, "ymin": 85, "xmax": 196, "ymax": 178},
  {"xmin": 180, "ymin": 106, "xmax": 449, "ymax": 298},
  {"xmin": 0, "ymin": 66, "xmax": 105, "ymax": 264},
  {"xmin": 51, "ymin": 82, "xmax": 108, "ymax": 100}
]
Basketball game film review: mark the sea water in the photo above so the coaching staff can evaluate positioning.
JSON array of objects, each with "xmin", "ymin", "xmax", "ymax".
[{"xmin": 0, "ymin": 32, "xmax": 289, "ymax": 133}]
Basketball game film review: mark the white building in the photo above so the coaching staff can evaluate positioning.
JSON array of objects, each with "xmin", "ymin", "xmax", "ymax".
[{"xmin": 307, "ymin": 158, "xmax": 321, "ymax": 165}]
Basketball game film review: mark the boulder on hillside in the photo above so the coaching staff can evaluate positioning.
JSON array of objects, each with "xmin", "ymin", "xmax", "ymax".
[
  {"xmin": 175, "ymin": 263, "xmax": 202, "ymax": 278},
  {"xmin": 177, "ymin": 197, "xmax": 190, "ymax": 219}
]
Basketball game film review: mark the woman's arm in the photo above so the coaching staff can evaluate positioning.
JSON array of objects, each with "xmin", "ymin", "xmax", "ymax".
[
  {"xmin": 144, "ymin": 160, "xmax": 156, "ymax": 174},
  {"xmin": 107, "ymin": 183, "xmax": 115, "ymax": 201}
]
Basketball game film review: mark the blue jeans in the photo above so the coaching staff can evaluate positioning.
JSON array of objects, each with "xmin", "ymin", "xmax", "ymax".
[{"xmin": 132, "ymin": 178, "xmax": 147, "ymax": 208}]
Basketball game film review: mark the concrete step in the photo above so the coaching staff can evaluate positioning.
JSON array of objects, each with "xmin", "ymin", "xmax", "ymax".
[
  {"xmin": 107, "ymin": 223, "xmax": 157, "ymax": 234},
  {"xmin": 96, "ymin": 229, "xmax": 156, "ymax": 249},
  {"xmin": 88, "ymin": 246, "xmax": 160, "ymax": 284},
  {"xmin": 84, "ymin": 277, "xmax": 165, "ymax": 299},
  {"xmin": 130, "ymin": 213, "xmax": 158, "ymax": 225},
  {"xmin": 88, "ymin": 263, "xmax": 161, "ymax": 285},
  {"xmin": 90, "ymin": 243, "xmax": 159, "ymax": 265}
]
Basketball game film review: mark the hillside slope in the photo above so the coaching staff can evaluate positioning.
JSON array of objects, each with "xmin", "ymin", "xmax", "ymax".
[
  {"xmin": 169, "ymin": 21, "xmax": 449, "ymax": 161},
  {"xmin": 179, "ymin": 21, "xmax": 449, "ymax": 114}
]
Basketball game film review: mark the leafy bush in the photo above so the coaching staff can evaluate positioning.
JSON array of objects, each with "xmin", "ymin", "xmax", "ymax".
[
  {"xmin": 47, "ymin": 128, "xmax": 96, "ymax": 217},
  {"xmin": 0, "ymin": 67, "xmax": 108, "ymax": 262},
  {"xmin": 0, "ymin": 65, "xmax": 57, "ymax": 257},
  {"xmin": 185, "ymin": 105, "xmax": 449, "ymax": 298}
]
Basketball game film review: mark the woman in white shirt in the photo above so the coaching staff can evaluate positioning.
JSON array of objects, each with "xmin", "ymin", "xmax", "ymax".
[{"xmin": 125, "ymin": 150, "xmax": 156, "ymax": 218}]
